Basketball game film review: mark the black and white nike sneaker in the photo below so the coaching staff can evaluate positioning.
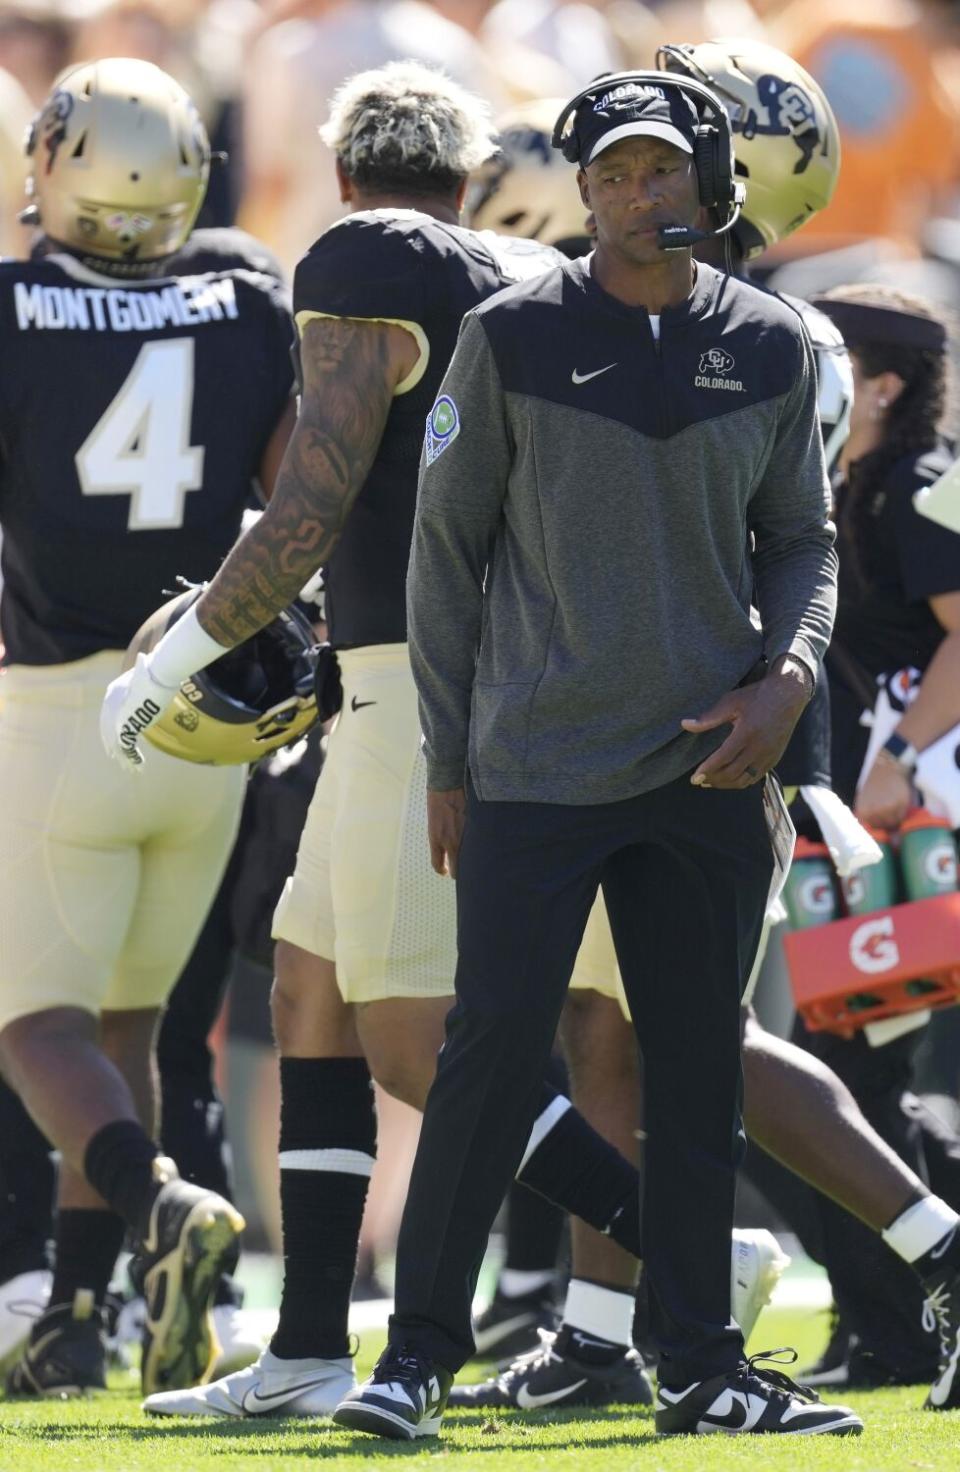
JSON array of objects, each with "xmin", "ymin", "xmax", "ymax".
[
  {"xmin": 6, "ymin": 1293, "xmax": 107, "ymax": 1397},
  {"xmin": 923, "ymin": 1267, "xmax": 960, "ymax": 1410},
  {"xmin": 656, "ymin": 1349, "xmax": 863, "ymax": 1436},
  {"xmin": 332, "ymin": 1343, "xmax": 452, "ymax": 1440},
  {"xmin": 138, "ymin": 1157, "xmax": 245, "ymax": 1397},
  {"xmin": 472, "ymin": 1285, "xmax": 558, "ymax": 1361},
  {"xmin": 449, "ymin": 1328, "xmax": 652, "ymax": 1409}
]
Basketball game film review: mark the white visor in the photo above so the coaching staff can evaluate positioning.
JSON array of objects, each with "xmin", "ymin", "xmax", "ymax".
[{"xmin": 587, "ymin": 121, "xmax": 694, "ymax": 165}]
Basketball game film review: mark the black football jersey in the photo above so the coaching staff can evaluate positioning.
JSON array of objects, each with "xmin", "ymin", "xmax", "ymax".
[
  {"xmin": 171, "ymin": 226, "xmax": 284, "ymax": 283},
  {"xmin": 292, "ymin": 209, "xmax": 561, "ymax": 647},
  {"xmin": 0, "ymin": 251, "xmax": 293, "ymax": 665}
]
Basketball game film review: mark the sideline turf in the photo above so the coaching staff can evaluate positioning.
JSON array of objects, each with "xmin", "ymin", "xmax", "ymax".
[{"xmin": 0, "ymin": 1309, "xmax": 955, "ymax": 1471}]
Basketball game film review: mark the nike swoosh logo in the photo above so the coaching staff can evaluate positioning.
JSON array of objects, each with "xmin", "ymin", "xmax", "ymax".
[
  {"xmin": 930, "ymin": 1227, "xmax": 957, "ymax": 1261},
  {"xmin": 242, "ymin": 1379, "xmax": 329, "ymax": 1412},
  {"xmin": 516, "ymin": 1379, "xmax": 587, "ymax": 1409},
  {"xmin": 658, "ymin": 1383, "xmax": 702, "ymax": 1406},
  {"xmin": 701, "ymin": 1405, "xmax": 748, "ymax": 1430},
  {"xmin": 570, "ymin": 1332, "xmax": 615, "ymax": 1351},
  {"xmin": 350, "ymin": 696, "xmax": 377, "ymax": 712},
  {"xmin": 571, "ymin": 364, "xmax": 617, "ymax": 385}
]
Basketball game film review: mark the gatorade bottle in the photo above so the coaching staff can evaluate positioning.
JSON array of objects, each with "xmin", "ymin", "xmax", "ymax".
[
  {"xmin": 898, "ymin": 809, "xmax": 960, "ymax": 900},
  {"xmin": 783, "ymin": 838, "xmax": 839, "ymax": 929},
  {"xmin": 840, "ymin": 827, "xmax": 898, "ymax": 916}
]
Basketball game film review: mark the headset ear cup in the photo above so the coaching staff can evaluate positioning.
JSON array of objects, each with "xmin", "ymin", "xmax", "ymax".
[{"xmin": 694, "ymin": 128, "xmax": 717, "ymax": 209}]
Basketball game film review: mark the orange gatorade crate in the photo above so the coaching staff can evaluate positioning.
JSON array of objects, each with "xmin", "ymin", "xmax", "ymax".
[{"xmin": 784, "ymin": 892, "xmax": 960, "ymax": 1037}]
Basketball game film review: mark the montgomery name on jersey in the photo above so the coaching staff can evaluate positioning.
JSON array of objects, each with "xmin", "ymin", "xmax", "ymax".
[
  {"xmin": 0, "ymin": 251, "xmax": 292, "ymax": 666},
  {"xmin": 294, "ymin": 209, "xmax": 560, "ymax": 649}
]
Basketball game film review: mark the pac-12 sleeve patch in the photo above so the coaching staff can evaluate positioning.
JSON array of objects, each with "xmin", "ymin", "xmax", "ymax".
[{"xmin": 425, "ymin": 395, "xmax": 460, "ymax": 464}]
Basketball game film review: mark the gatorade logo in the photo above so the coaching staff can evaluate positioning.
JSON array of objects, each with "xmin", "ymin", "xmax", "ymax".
[
  {"xmin": 843, "ymin": 874, "xmax": 865, "ymax": 908},
  {"xmin": 799, "ymin": 874, "xmax": 835, "ymax": 915},
  {"xmin": 924, "ymin": 843, "xmax": 958, "ymax": 888},
  {"xmin": 850, "ymin": 916, "xmax": 900, "ymax": 974}
]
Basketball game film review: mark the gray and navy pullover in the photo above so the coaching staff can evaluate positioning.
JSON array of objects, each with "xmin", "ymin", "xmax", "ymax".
[{"xmin": 408, "ymin": 255, "xmax": 838, "ymax": 804}]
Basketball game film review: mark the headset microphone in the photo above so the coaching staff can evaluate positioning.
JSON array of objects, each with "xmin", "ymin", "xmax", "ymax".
[{"xmin": 657, "ymin": 189, "xmax": 745, "ymax": 251}]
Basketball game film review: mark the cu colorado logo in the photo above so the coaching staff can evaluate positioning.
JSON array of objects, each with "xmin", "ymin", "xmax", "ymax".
[
  {"xmin": 699, "ymin": 348, "xmax": 735, "ymax": 376},
  {"xmin": 850, "ymin": 916, "xmax": 900, "ymax": 975},
  {"xmin": 737, "ymin": 74, "xmax": 820, "ymax": 175}
]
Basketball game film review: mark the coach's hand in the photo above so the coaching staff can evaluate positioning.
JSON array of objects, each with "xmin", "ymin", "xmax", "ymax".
[
  {"xmin": 427, "ymin": 786, "xmax": 467, "ymax": 878},
  {"xmin": 100, "ymin": 653, "xmax": 178, "ymax": 769},
  {"xmin": 681, "ymin": 656, "xmax": 813, "ymax": 789}
]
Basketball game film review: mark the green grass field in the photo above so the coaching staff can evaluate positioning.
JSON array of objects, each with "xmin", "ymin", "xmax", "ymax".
[{"xmin": 1, "ymin": 1307, "xmax": 957, "ymax": 1472}]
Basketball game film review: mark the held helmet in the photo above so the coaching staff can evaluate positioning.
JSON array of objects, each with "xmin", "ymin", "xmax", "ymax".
[
  {"xmin": 466, "ymin": 99, "xmax": 590, "ymax": 256},
  {"xmin": 24, "ymin": 57, "xmax": 210, "ymax": 271},
  {"xmin": 124, "ymin": 587, "xmax": 319, "ymax": 765},
  {"xmin": 657, "ymin": 39, "xmax": 840, "ymax": 259}
]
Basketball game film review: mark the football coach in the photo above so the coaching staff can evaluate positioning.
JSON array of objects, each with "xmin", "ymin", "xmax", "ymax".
[{"xmin": 335, "ymin": 73, "xmax": 852, "ymax": 1440}]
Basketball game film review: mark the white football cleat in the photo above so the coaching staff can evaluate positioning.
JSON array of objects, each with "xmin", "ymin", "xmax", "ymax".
[
  {"xmin": 142, "ymin": 1346, "xmax": 355, "ymax": 1417},
  {"xmin": 0, "ymin": 1269, "xmax": 52, "ymax": 1375},
  {"xmin": 732, "ymin": 1229, "xmax": 790, "ymax": 1342},
  {"xmin": 209, "ymin": 1304, "xmax": 271, "ymax": 1377}
]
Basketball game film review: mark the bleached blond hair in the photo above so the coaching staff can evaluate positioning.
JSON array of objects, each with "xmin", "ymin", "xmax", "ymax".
[{"xmin": 319, "ymin": 60, "xmax": 497, "ymax": 195}]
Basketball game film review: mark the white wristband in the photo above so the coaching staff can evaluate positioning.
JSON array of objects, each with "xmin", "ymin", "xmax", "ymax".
[{"xmin": 149, "ymin": 605, "xmax": 230, "ymax": 688}]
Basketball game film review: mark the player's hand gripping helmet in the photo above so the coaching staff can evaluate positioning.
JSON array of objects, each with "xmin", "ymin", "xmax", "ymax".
[
  {"xmin": 657, "ymin": 39, "xmax": 840, "ymax": 260},
  {"xmin": 465, "ymin": 99, "xmax": 589, "ymax": 256},
  {"xmin": 123, "ymin": 588, "xmax": 319, "ymax": 765},
  {"xmin": 23, "ymin": 57, "xmax": 210, "ymax": 270}
]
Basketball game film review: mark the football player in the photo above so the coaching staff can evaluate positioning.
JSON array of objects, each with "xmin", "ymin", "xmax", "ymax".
[
  {"xmin": 0, "ymin": 224, "xmax": 288, "ymax": 1383},
  {"xmin": 0, "ymin": 58, "xmax": 297, "ymax": 1397},
  {"xmin": 450, "ymin": 43, "xmax": 960, "ymax": 1417},
  {"xmin": 109, "ymin": 60, "xmax": 787, "ymax": 1419}
]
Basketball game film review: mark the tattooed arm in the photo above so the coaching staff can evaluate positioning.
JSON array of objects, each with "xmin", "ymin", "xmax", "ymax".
[
  {"xmin": 197, "ymin": 313, "xmax": 419, "ymax": 647},
  {"xmin": 100, "ymin": 312, "xmax": 419, "ymax": 766}
]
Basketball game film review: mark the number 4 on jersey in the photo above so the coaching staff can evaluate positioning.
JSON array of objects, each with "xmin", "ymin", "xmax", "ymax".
[{"xmin": 76, "ymin": 337, "xmax": 204, "ymax": 529}]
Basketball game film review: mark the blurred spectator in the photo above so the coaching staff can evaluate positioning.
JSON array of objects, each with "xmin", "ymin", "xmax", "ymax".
[
  {"xmin": 769, "ymin": 0, "xmax": 960, "ymax": 257},
  {"xmin": 0, "ymin": 1, "xmax": 72, "ymax": 105},
  {"xmin": 240, "ymin": 0, "xmax": 509, "ymax": 270},
  {"xmin": 70, "ymin": 0, "xmax": 254, "ymax": 223},
  {"xmin": 480, "ymin": 0, "xmax": 624, "ymax": 89},
  {"xmin": 0, "ymin": 61, "xmax": 32, "ymax": 257}
]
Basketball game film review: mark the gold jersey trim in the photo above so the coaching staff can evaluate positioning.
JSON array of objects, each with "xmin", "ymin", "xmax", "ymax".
[{"xmin": 294, "ymin": 309, "xmax": 429, "ymax": 396}]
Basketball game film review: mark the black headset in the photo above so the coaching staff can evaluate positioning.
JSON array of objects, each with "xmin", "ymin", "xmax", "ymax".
[{"xmin": 551, "ymin": 71, "xmax": 746, "ymax": 248}]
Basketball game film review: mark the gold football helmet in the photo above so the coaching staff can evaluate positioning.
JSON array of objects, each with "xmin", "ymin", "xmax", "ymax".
[
  {"xmin": 658, "ymin": 39, "xmax": 840, "ymax": 259},
  {"xmin": 124, "ymin": 588, "xmax": 319, "ymax": 766},
  {"xmin": 24, "ymin": 56, "xmax": 209, "ymax": 268},
  {"xmin": 466, "ymin": 99, "xmax": 589, "ymax": 255}
]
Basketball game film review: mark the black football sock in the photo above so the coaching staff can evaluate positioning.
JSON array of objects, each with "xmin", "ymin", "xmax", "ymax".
[
  {"xmin": 270, "ymin": 1057, "xmax": 376, "ymax": 1361},
  {"xmin": 50, "ymin": 1208, "xmax": 126, "ymax": 1313},
  {"xmin": 158, "ymin": 1069, "xmax": 231, "ymax": 1200},
  {"xmin": 501, "ymin": 1178, "xmax": 564, "ymax": 1283},
  {"xmin": 499, "ymin": 1057, "xmax": 567, "ymax": 1286},
  {"xmin": 516, "ymin": 1086, "xmax": 642, "ymax": 1258},
  {"xmin": 83, "ymin": 1120, "xmax": 162, "ymax": 1241},
  {"xmin": 0, "ymin": 1078, "xmax": 55, "ymax": 1279}
]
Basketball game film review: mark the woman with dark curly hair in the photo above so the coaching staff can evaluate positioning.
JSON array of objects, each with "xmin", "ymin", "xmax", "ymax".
[{"xmin": 814, "ymin": 284, "xmax": 960, "ymax": 825}]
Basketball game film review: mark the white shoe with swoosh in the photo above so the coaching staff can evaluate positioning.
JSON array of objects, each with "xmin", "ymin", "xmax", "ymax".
[{"xmin": 142, "ymin": 1347, "xmax": 355, "ymax": 1417}]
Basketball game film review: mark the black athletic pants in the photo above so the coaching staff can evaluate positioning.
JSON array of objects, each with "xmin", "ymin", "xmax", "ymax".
[{"xmin": 390, "ymin": 772, "xmax": 773, "ymax": 1387}]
